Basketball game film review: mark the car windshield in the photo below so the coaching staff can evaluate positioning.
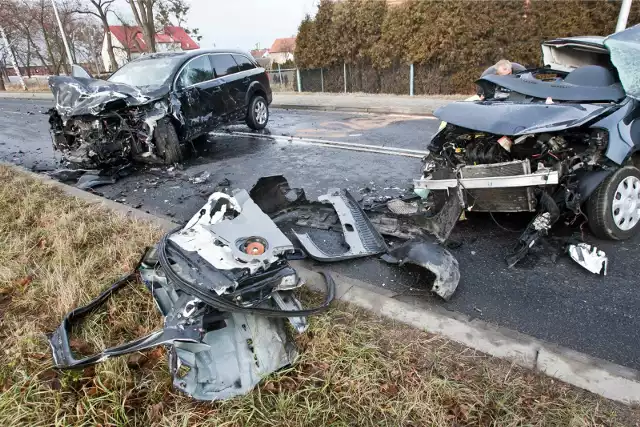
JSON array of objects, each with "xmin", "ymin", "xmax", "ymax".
[
  {"xmin": 108, "ymin": 55, "xmax": 184, "ymax": 88},
  {"xmin": 605, "ymin": 24, "xmax": 640, "ymax": 100}
]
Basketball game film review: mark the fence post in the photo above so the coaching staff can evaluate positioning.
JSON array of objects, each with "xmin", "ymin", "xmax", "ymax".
[
  {"xmin": 410, "ymin": 63, "xmax": 414, "ymax": 96},
  {"xmin": 296, "ymin": 68, "xmax": 302, "ymax": 92},
  {"xmin": 343, "ymin": 63, "xmax": 347, "ymax": 93},
  {"xmin": 320, "ymin": 68, "xmax": 324, "ymax": 92},
  {"xmin": 278, "ymin": 63, "xmax": 282, "ymax": 85}
]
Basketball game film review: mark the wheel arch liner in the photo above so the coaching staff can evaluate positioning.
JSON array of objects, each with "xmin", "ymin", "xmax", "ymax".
[{"xmin": 381, "ymin": 238, "xmax": 460, "ymax": 301}]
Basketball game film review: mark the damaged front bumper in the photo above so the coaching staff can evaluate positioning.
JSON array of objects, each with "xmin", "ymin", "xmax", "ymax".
[{"xmin": 48, "ymin": 76, "xmax": 176, "ymax": 168}]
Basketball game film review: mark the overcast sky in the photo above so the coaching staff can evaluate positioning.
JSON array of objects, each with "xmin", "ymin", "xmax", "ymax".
[{"xmin": 110, "ymin": 0, "xmax": 319, "ymax": 52}]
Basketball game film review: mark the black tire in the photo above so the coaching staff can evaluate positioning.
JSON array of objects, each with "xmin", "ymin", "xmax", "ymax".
[
  {"xmin": 587, "ymin": 166, "xmax": 640, "ymax": 240},
  {"xmin": 154, "ymin": 117, "xmax": 182, "ymax": 164},
  {"xmin": 245, "ymin": 95, "xmax": 269, "ymax": 130}
]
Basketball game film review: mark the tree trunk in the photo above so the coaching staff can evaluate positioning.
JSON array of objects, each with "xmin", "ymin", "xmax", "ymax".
[
  {"xmin": 129, "ymin": 0, "xmax": 156, "ymax": 52},
  {"xmin": 101, "ymin": 14, "xmax": 118, "ymax": 71}
]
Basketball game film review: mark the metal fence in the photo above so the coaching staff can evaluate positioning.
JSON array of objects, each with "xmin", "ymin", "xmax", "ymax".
[
  {"xmin": 280, "ymin": 62, "xmax": 460, "ymax": 95},
  {"xmin": 266, "ymin": 67, "xmax": 297, "ymax": 92}
]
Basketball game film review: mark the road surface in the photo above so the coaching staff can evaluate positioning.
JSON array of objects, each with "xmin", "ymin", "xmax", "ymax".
[{"xmin": 1, "ymin": 98, "xmax": 639, "ymax": 371}]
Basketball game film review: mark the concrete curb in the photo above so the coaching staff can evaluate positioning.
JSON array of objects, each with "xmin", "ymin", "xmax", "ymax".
[
  {"xmin": 0, "ymin": 91, "xmax": 53, "ymax": 100},
  {"xmin": 7, "ymin": 162, "xmax": 640, "ymax": 405},
  {"xmin": 0, "ymin": 91, "xmax": 437, "ymax": 116}
]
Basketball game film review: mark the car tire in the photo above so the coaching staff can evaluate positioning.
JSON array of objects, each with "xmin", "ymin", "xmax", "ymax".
[
  {"xmin": 587, "ymin": 166, "xmax": 640, "ymax": 240},
  {"xmin": 246, "ymin": 95, "xmax": 269, "ymax": 130},
  {"xmin": 154, "ymin": 117, "xmax": 182, "ymax": 164}
]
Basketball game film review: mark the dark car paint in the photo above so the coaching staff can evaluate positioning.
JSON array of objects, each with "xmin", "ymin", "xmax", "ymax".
[
  {"xmin": 170, "ymin": 51, "xmax": 272, "ymax": 141},
  {"xmin": 477, "ymin": 73, "xmax": 625, "ymax": 103},
  {"xmin": 433, "ymin": 101, "xmax": 619, "ymax": 137}
]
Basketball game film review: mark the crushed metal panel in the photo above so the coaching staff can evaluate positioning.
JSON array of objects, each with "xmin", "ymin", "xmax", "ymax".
[
  {"xmin": 170, "ymin": 191, "xmax": 296, "ymax": 283},
  {"xmin": 381, "ymin": 238, "xmax": 460, "ymax": 300},
  {"xmin": 294, "ymin": 188, "xmax": 388, "ymax": 261},
  {"xmin": 170, "ymin": 311, "xmax": 298, "ymax": 401}
]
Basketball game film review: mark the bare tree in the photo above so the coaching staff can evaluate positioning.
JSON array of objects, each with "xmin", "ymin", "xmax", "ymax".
[
  {"xmin": 126, "ymin": 0, "xmax": 200, "ymax": 53},
  {"xmin": 75, "ymin": 0, "xmax": 117, "ymax": 71},
  {"xmin": 126, "ymin": 0, "xmax": 156, "ymax": 52}
]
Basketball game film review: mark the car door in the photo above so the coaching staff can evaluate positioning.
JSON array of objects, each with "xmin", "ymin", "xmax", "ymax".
[
  {"xmin": 210, "ymin": 53, "xmax": 244, "ymax": 120},
  {"xmin": 231, "ymin": 54, "xmax": 258, "ymax": 116},
  {"xmin": 174, "ymin": 54, "xmax": 224, "ymax": 140}
]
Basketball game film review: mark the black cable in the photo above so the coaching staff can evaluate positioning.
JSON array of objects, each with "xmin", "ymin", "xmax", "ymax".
[
  {"xmin": 158, "ymin": 227, "xmax": 335, "ymax": 317},
  {"xmin": 489, "ymin": 211, "xmax": 526, "ymax": 233}
]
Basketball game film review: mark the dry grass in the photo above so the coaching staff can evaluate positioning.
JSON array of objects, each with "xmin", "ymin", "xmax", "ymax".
[
  {"xmin": 5, "ymin": 79, "xmax": 51, "ymax": 93},
  {"xmin": 0, "ymin": 165, "xmax": 638, "ymax": 426}
]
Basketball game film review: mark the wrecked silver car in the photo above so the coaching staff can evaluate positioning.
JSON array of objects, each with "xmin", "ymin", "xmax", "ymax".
[
  {"xmin": 48, "ymin": 50, "xmax": 273, "ymax": 168},
  {"xmin": 413, "ymin": 25, "xmax": 640, "ymax": 266}
]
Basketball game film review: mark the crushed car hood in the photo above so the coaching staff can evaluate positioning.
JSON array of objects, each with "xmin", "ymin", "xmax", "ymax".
[
  {"xmin": 49, "ymin": 76, "xmax": 169, "ymax": 119},
  {"xmin": 605, "ymin": 24, "xmax": 640, "ymax": 100},
  {"xmin": 434, "ymin": 101, "xmax": 618, "ymax": 136}
]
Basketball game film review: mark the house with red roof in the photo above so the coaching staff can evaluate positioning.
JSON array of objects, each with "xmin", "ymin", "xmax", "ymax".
[
  {"xmin": 102, "ymin": 25, "xmax": 199, "ymax": 71},
  {"xmin": 269, "ymin": 37, "xmax": 296, "ymax": 65}
]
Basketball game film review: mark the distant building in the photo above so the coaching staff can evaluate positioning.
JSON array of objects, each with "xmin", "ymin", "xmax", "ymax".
[
  {"xmin": 102, "ymin": 25, "xmax": 199, "ymax": 71},
  {"xmin": 269, "ymin": 37, "xmax": 296, "ymax": 65},
  {"xmin": 250, "ymin": 48, "xmax": 269, "ymax": 59}
]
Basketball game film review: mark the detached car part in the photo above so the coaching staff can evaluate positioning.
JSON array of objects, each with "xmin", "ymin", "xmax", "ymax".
[
  {"xmin": 294, "ymin": 188, "xmax": 388, "ymax": 261},
  {"xmin": 568, "ymin": 243, "xmax": 608, "ymax": 275},
  {"xmin": 48, "ymin": 188, "xmax": 335, "ymax": 401},
  {"xmin": 381, "ymin": 238, "xmax": 460, "ymax": 300}
]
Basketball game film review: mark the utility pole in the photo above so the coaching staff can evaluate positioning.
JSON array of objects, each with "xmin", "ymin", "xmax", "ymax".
[
  {"xmin": 51, "ymin": 0, "xmax": 74, "ymax": 69},
  {"xmin": 616, "ymin": 0, "xmax": 633, "ymax": 32},
  {"xmin": 0, "ymin": 25, "xmax": 27, "ymax": 90}
]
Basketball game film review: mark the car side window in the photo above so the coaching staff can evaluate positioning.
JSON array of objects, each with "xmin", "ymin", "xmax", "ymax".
[
  {"xmin": 210, "ymin": 54, "xmax": 240, "ymax": 78},
  {"xmin": 232, "ymin": 54, "xmax": 256, "ymax": 72},
  {"xmin": 177, "ymin": 55, "xmax": 214, "ymax": 89}
]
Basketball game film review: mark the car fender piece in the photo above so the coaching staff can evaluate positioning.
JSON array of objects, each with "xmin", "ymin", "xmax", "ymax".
[
  {"xmin": 294, "ymin": 188, "xmax": 388, "ymax": 261},
  {"xmin": 381, "ymin": 238, "xmax": 460, "ymax": 300}
]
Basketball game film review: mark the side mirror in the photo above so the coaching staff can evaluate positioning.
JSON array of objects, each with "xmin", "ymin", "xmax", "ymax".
[{"xmin": 71, "ymin": 64, "xmax": 92, "ymax": 79}]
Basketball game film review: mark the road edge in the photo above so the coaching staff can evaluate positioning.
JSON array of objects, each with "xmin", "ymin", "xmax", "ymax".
[
  {"xmin": 7, "ymin": 162, "xmax": 640, "ymax": 405},
  {"xmin": 0, "ymin": 91, "xmax": 437, "ymax": 117}
]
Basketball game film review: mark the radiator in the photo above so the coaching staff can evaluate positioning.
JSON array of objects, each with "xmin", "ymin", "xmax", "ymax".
[{"xmin": 459, "ymin": 160, "xmax": 536, "ymax": 212}]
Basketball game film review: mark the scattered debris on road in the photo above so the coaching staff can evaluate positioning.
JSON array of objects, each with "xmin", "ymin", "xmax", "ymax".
[{"xmin": 568, "ymin": 242, "xmax": 608, "ymax": 275}]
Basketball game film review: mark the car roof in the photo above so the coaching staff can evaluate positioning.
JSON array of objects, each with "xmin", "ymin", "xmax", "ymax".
[{"xmin": 137, "ymin": 49, "xmax": 254, "ymax": 61}]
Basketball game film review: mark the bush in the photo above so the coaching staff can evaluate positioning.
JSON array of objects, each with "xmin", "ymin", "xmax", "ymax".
[{"xmin": 295, "ymin": 0, "xmax": 640, "ymax": 94}]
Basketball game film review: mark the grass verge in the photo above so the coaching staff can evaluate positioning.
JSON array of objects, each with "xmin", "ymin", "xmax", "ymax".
[{"xmin": 0, "ymin": 165, "xmax": 638, "ymax": 426}]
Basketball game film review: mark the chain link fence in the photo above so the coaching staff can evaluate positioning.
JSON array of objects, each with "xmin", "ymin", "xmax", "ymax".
[{"xmin": 266, "ymin": 68, "xmax": 297, "ymax": 92}]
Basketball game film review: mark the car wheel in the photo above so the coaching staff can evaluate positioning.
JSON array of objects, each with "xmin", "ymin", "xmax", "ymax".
[
  {"xmin": 587, "ymin": 166, "xmax": 640, "ymax": 240},
  {"xmin": 246, "ymin": 95, "xmax": 269, "ymax": 130},
  {"xmin": 154, "ymin": 117, "xmax": 183, "ymax": 164}
]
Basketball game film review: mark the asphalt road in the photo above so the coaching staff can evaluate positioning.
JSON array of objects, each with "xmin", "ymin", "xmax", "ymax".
[{"xmin": 1, "ymin": 98, "xmax": 639, "ymax": 371}]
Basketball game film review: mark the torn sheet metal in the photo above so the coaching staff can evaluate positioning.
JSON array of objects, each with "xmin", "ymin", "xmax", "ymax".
[
  {"xmin": 48, "ymin": 188, "xmax": 335, "ymax": 401},
  {"xmin": 381, "ymin": 238, "xmax": 460, "ymax": 300},
  {"xmin": 170, "ymin": 190, "xmax": 297, "ymax": 281},
  {"xmin": 48, "ymin": 75, "xmax": 164, "ymax": 119},
  {"xmin": 568, "ymin": 243, "xmax": 608, "ymax": 275},
  {"xmin": 294, "ymin": 188, "xmax": 388, "ymax": 261}
]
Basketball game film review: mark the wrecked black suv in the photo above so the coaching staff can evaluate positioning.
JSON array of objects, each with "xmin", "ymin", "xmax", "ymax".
[{"xmin": 48, "ymin": 50, "xmax": 272, "ymax": 167}]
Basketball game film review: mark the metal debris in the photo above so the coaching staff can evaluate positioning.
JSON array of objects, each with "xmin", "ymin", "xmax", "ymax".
[
  {"xmin": 568, "ymin": 243, "xmax": 608, "ymax": 275},
  {"xmin": 48, "ymin": 188, "xmax": 335, "ymax": 401}
]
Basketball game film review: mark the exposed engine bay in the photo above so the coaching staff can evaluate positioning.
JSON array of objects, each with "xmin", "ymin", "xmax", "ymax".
[
  {"xmin": 47, "ymin": 71, "xmax": 183, "ymax": 169},
  {"xmin": 48, "ymin": 102, "xmax": 171, "ymax": 168}
]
